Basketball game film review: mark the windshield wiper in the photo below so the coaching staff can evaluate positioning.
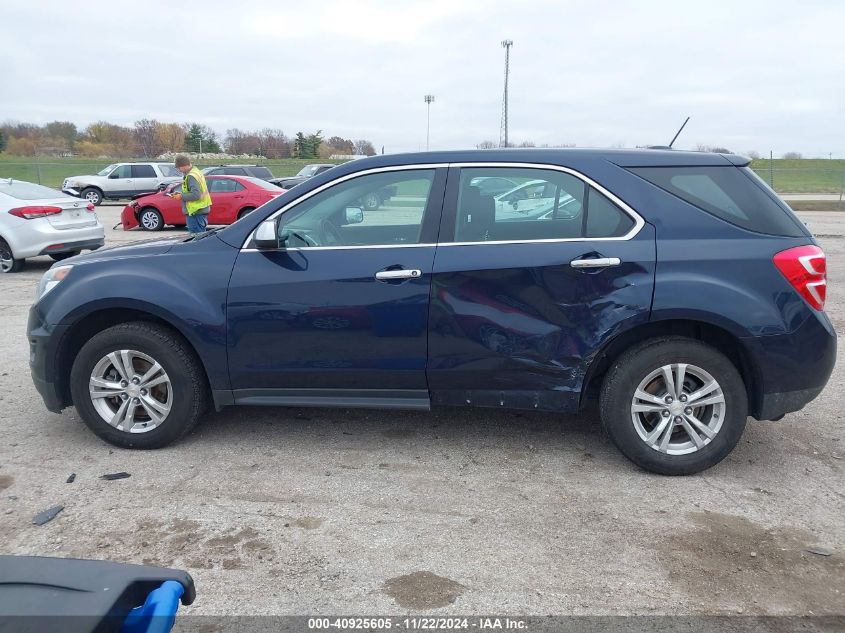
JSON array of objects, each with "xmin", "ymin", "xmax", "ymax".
[{"xmin": 189, "ymin": 227, "xmax": 222, "ymax": 241}]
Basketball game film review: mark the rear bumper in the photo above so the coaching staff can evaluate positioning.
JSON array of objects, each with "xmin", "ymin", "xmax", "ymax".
[
  {"xmin": 743, "ymin": 311, "xmax": 836, "ymax": 420},
  {"xmin": 37, "ymin": 238, "xmax": 104, "ymax": 256}
]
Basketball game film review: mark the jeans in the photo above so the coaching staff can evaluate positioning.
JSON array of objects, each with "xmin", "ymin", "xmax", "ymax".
[{"xmin": 185, "ymin": 212, "xmax": 208, "ymax": 234}]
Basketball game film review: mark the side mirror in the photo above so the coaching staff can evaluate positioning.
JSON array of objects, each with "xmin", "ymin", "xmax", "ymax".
[
  {"xmin": 254, "ymin": 219, "xmax": 278, "ymax": 250},
  {"xmin": 345, "ymin": 207, "xmax": 364, "ymax": 225},
  {"xmin": 108, "ymin": 171, "xmax": 121, "ymax": 179}
]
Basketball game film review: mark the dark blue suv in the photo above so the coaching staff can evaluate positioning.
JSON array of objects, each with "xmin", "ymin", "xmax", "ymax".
[{"xmin": 28, "ymin": 150, "xmax": 835, "ymax": 474}]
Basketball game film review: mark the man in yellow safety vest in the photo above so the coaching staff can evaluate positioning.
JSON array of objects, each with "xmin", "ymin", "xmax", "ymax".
[{"xmin": 171, "ymin": 154, "xmax": 212, "ymax": 234}]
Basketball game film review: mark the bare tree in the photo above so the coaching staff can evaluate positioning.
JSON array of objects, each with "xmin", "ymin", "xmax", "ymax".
[
  {"xmin": 134, "ymin": 119, "xmax": 160, "ymax": 158},
  {"xmin": 782, "ymin": 151, "xmax": 803, "ymax": 159},
  {"xmin": 476, "ymin": 140, "xmax": 496, "ymax": 149},
  {"xmin": 353, "ymin": 139, "xmax": 376, "ymax": 156},
  {"xmin": 746, "ymin": 150, "xmax": 761, "ymax": 160}
]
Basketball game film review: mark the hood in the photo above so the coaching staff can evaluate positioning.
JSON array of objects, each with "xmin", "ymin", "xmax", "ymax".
[{"xmin": 65, "ymin": 236, "xmax": 185, "ymax": 265}]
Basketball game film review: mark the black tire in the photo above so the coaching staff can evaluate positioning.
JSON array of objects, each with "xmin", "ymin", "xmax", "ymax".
[
  {"xmin": 0, "ymin": 238, "xmax": 25, "ymax": 273},
  {"xmin": 599, "ymin": 336, "xmax": 748, "ymax": 475},
  {"xmin": 139, "ymin": 207, "xmax": 164, "ymax": 231},
  {"xmin": 50, "ymin": 251, "xmax": 80, "ymax": 261},
  {"xmin": 362, "ymin": 193, "xmax": 380, "ymax": 211},
  {"xmin": 70, "ymin": 322, "xmax": 209, "ymax": 449},
  {"xmin": 81, "ymin": 187, "xmax": 103, "ymax": 206},
  {"xmin": 237, "ymin": 207, "xmax": 255, "ymax": 220}
]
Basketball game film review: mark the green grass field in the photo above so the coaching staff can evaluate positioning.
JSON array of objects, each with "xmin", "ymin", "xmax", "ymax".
[
  {"xmin": 0, "ymin": 156, "xmax": 347, "ymax": 189},
  {"xmin": 0, "ymin": 155, "xmax": 843, "ymax": 195}
]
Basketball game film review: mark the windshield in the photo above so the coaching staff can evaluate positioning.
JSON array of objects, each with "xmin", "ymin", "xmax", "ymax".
[
  {"xmin": 297, "ymin": 165, "xmax": 320, "ymax": 177},
  {"xmin": 97, "ymin": 164, "xmax": 118, "ymax": 176},
  {"xmin": 0, "ymin": 180, "xmax": 66, "ymax": 200},
  {"xmin": 243, "ymin": 177, "xmax": 284, "ymax": 191}
]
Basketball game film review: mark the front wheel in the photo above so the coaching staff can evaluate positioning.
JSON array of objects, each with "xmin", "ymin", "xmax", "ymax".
[
  {"xmin": 237, "ymin": 207, "xmax": 255, "ymax": 221},
  {"xmin": 139, "ymin": 207, "xmax": 164, "ymax": 231},
  {"xmin": 362, "ymin": 192, "xmax": 380, "ymax": 211},
  {"xmin": 70, "ymin": 322, "xmax": 209, "ymax": 449},
  {"xmin": 0, "ymin": 238, "xmax": 25, "ymax": 273},
  {"xmin": 600, "ymin": 337, "xmax": 748, "ymax": 475},
  {"xmin": 81, "ymin": 187, "xmax": 103, "ymax": 206}
]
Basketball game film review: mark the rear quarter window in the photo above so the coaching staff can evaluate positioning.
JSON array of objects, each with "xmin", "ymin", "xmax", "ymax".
[{"xmin": 629, "ymin": 166, "xmax": 806, "ymax": 237}]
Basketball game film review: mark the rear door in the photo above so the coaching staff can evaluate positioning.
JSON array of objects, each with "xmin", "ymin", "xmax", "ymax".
[
  {"xmin": 427, "ymin": 164, "xmax": 656, "ymax": 412},
  {"xmin": 131, "ymin": 164, "xmax": 160, "ymax": 196}
]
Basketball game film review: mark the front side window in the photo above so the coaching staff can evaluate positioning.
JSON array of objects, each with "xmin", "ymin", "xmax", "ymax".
[
  {"xmin": 97, "ymin": 164, "xmax": 117, "ymax": 176},
  {"xmin": 276, "ymin": 169, "xmax": 435, "ymax": 248},
  {"xmin": 453, "ymin": 167, "xmax": 634, "ymax": 242},
  {"xmin": 111, "ymin": 165, "xmax": 131, "ymax": 179}
]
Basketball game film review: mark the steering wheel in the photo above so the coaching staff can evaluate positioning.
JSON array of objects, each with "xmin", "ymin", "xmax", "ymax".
[
  {"xmin": 321, "ymin": 219, "xmax": 344, "ymax": 246},
  {"xmin": 283, "ymin": 230, "xmax": 319, "ymax": 248}
]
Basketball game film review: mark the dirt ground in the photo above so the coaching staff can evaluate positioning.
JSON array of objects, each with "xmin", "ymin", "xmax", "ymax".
[{"xmin": 0, "ymin": 206, "xmax": 842, "ymax": 617}]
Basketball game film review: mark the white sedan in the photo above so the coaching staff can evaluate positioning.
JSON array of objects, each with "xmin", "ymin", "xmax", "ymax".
[{"xmin": 0, "ymin": 179, "xmax": 105, "ymax": 273}]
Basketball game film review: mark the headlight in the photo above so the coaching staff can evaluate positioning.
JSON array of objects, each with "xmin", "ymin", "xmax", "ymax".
[{"xmin": 36, "ymin": 265, "xmax": 73, "ymax": 301}]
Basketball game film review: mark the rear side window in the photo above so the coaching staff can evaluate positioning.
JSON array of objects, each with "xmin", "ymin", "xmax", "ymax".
[
  {"xmin": 131, "ymin": 165, "xmax": 156, "ymax": 178},
  {"xmin": 0, "ymin": 181, "xmax": 63, "ymax": 200},
  {"xmin": 630, "ymin": 166, "xmax": 806, "ymax": 237},
  {"xmin": 250, "ymin": 167, "xmax": 274, "ymax": 179},
  {"xmin": 223, "ymin": 167, "xmax": 247, "ymax": 176}
]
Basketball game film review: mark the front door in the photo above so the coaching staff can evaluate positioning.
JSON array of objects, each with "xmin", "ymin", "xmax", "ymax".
[
  {"xmin": 427, "ymin": 165, "xmax": 656, "ymax": 412},
  {"xmin": 227, "ymin": 167, "xmax": 446, "ymax": 407},
  {"xmin": 107, "ymin": 164, "xmax": 134, "ymax": 197}
]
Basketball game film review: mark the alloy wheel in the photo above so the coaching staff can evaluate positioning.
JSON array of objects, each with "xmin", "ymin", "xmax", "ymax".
[
  {"xmin": 630, "ymin": 363, "xmax": 726, "ymax": 455},
  {"xmin": 88, "ymin": 349, "xmax": 172, "ymax": 433}
]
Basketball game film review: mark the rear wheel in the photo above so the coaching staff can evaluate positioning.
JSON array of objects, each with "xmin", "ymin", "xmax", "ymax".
[
  {"xmin": 70, "ymin": 322, "xmax": 209, "ymax": 449},
  {"xmin": 362, "ymin": 192, "xmax": 380, "ymax": 211},
  {"xmin": 600, "ymin": 337, "xmax": 748, "ymax": 475},
  {"xmin": 139, "ymin": 207, "xmax": 164, "ymax": 231},
  {"xmin": 0, "ymin": 238, "xmax": 25, "ymax": 273},
  {"xmin": 81, "ymin": 187, "xmax": 103, "ymax": 206},
  {"xmin": 237, "ymin": 207, "xmax": 255, "ymax": 220},
  {"xmin": 50, "ymin": 251, "xmax": 80, "ymax": 261}
]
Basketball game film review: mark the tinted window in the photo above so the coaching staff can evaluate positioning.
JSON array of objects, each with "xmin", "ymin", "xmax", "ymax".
[
  {"xmin": 585, "ymin": 188, "xmax": 635, "ymax": 238},
  {"xmin": 243, "ymin": 177, "xmax": 283, "ymax": 191},
  {"xmin": 250, "ymin": 167, "xmax": 274, "ymax": 179},
  {"xmin": 455, "ymin": 168, "xmax": 586, "ymax": 242},
  {"xmin": 208, "ymin": 178, "xmax": 244, "ymax": 193},
  {"xmin": 132, "ymin": 165, "xmax": 156, "ymax": 178},
  {"xmin": 0, "ymin": 181, "xmax": 65, "ymax": 200},
  {"xmin": 111, "ymin": 165, "xmax": 131, "ymax": 178},
  {"xmin": 630, "ymin": 166, "xmax": 805, "ymax": 237},
  {"xmin": 277, "ymin": 170, "xmax": 435, "ymax": 247},
  {"xmin": 223, "ymin": 167, "xmax": 247, "ymax": 176}
]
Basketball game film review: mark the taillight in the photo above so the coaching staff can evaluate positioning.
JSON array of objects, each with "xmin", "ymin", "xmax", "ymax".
[
  {"xmin": 774, "ymin": 245, "xmax": 827, "ymax": 311},
  {"xmin": 9, "ymin": 206, "xmax": 63, "ymax": 220},
  {"xmin": 86, "ymin": 203, "xmax": 95, "ymax": 212}
]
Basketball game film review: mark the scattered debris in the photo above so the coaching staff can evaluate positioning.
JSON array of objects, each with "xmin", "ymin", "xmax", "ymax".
[
  {"xmin": 66, "ymin": 474, "xmax": 76, "ymax": 483},
  {"xmin": 100, "ymin": 472, "xmax": 131, "ymax": 481},
  {"xmin": 806, "ymin": 545, "xmax": 833, "ymax": 557},
  {"xmin": 33, "ymin": 505, "xmax": 64, "ymax": 526}
]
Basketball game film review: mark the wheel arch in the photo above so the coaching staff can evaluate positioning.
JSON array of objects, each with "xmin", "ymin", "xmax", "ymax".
[
  {"xmin": 54, "ymin": 305, "xmax": 216, "ymax": 409},
  {"xmin": 581, "ymin": 318, "xmax": 762, "ymax": 417}
]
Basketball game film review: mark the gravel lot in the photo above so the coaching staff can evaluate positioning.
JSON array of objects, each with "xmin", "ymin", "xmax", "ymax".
[{"xmin": 0, "ymin": 205, "xmax": 842, "ymax": 617}]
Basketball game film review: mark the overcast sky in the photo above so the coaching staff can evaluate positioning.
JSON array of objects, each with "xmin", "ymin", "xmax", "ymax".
[{"xmin": 3, "ymin": 0, "xmax": 843, "ymax": 156}]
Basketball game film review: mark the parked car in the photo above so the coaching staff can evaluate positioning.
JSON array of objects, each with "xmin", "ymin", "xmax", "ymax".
[
  {"xmin": 269, "ymin": 163, "xmax": 336, "ymax": 189},
  {"xmin": 0, "ymin": 179, "xmax": 104, "ymax": 273},
  {"xmin": 62, "ymin": 163, "xmax": 181, "ymax": 206},
  {"xmin": 470, "ymin": 175, "xmax": 518, "ymax": 197},
  {"xmin": 29, "ymin": 149, "xmax": 835, "ymax": 475},
  {"xmin": 201, "ymin": 164, "xmax": 275, "ymax": 181},
  {"xmin": 121, "ymin": 176, "xmax": 284, "ymax": 231}
]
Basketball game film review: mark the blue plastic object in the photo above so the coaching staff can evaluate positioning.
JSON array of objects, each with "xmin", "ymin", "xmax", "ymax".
[{"xmin": 121, "ymin": 580, "xmax": 185, "ymax": 633}]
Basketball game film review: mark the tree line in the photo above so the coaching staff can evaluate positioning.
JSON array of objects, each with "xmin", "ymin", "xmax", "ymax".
[{"xmin": 0, "ymin": 120, "xmax": 377, "ymax": 159}]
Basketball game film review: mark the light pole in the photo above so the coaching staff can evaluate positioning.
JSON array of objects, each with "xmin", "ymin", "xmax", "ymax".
[
  {"xmin": 424, "ymin": 94, "xmax": 435, "ymax": 151},
  {"xmin": 500, "ymin": 39, "xmax": 513, "ymax": 148}
]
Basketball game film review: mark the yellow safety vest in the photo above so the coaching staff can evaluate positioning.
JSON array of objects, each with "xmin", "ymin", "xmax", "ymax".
[{"xmin": 182, "ymin": 166, "xmax": 212, "ymax": 216}]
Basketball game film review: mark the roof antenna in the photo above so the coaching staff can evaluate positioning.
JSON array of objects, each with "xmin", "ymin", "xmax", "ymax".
[{"xmin": 668, "ymin": 116, "xmax": 690, "ymax": 149}]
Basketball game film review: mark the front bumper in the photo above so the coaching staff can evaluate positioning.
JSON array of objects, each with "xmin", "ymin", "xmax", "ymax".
[
  {"xmin": 121, "ymin": 205, "xmax": 140, "ymax": 230},
  {"xmin": 28, "ymin": 308, "xmax": 69, "ymax": 413},
  {"xmin": 62, "ymin": 187, "xmax": 81, "ymax": 197}
]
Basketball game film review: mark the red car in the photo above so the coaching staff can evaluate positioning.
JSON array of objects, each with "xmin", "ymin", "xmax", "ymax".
[{"xmin": 121, "ymin": 175, "xmax": 285, "ymax": 231}]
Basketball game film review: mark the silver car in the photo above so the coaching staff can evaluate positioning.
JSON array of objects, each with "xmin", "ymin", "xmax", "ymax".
[{"xmin": 62, "ymin": 162, "xmax": 181, "ymax": 206}]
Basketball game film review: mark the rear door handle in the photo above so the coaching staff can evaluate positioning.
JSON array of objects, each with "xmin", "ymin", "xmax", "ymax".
[
  {"xmin": 570, "ymin": 257, "xmax": 621, "ymax": 269},
  {"xmin": 375, "ymin": 269, "xmax": 422, "ymax": 280}
]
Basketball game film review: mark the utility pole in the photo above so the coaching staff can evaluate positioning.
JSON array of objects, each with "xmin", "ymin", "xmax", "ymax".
[
  {"xmin": 424, "ymin": 95, "xmax": 435, "ymax": 151},
  {"xmin": 500, "ymin": 39, "xmax": 513, "ymax": 148}
]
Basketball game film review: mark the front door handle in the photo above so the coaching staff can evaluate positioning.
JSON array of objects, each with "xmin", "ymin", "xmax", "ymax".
[
  {"xmin": 375, "ymin": 269, "xmax": 422, "ymax": 280},
  {"xmin": 570, "ymin": 257, "xmax": 621, "ymax": 269}
]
